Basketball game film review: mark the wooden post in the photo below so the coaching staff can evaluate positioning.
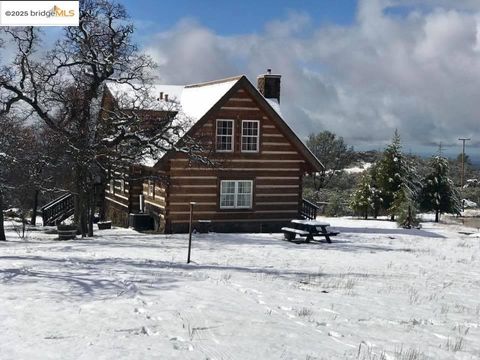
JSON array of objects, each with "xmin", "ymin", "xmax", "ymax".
[
  {"xmin": 30, "ymin": 189, "xmax": 39, "ymax": 226},
  {"xmin": 187, "ymin": 202, "xmax": 196, "ymax": 264}
]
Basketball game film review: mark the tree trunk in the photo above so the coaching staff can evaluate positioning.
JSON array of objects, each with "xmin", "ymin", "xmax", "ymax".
[
  {"xmin": 0, "ymin": 192, "xmax": 6, "ymax": 241},
  {"xmin": 22, "ymin": 216, "xmax": 26, "ymax": 238},
  {"xmin": 435, "ymin": 210, "xmax": 439, "ymax": 223},
  {"xmin": 87, "ymin": 185, "xmax": 94, "ymax": 237},
  {"xmin": 74, "ymin": 164, "xmax": 89, "ymax": 237},
  {"xmin": 98, "ymin": 183, "xmax": 106, "ymax": 221},
  {"xmin": 390, "ymin": 214, "xmax": 395, "ymax": 221},
  {"xmin": 80, "ymin": 196, "xmax": 88, "ymax": 237},
  {"xmin": 364, "ymin": 209, "xmax": 368, "ymax": 220},
  {"xmin": 30, "ymin": 189, "xmax": 39, "ymax": 226}
]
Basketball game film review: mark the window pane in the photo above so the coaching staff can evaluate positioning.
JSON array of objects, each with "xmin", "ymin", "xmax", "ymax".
[
  {"xmin": 220, "ymin": 181, "xmax": 236, "ymax": 208},
  {"xmin": 236, "ymin": 181, "xmax": 252, "ymax": 208},
  {"xmin": 238, "ymin": 181, "xmax": 252, "ymax": 194},
  {"xmin": 220, "ymin": 180, "xmax": 252, "ymax": 209},
  {"xmin": 237, "ymin": 194, "xmax": 251, "ymax": 208},
  {"xmin": 216, "ymin": 120, "xmax": 234, "ymax": 151},
  {"xmin": 220, "ymin": 194, "xmax": 235, "ymax": 207},
  {"xmin": 221, "ymin": 181, "xmax": 235, "ymax": 194},
  {"xmin": 241, "ymin": 121, "xmax": 259, "ymax": 152}
]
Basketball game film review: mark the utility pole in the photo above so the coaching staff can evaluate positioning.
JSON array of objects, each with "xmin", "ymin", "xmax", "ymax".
[
  {"xmin": 438, "ymin": 142, "xmax": 443, "ymax": 156},
  {"xmin": 458, "ymin": 138, "xmax": 471, "ymax": 188}
]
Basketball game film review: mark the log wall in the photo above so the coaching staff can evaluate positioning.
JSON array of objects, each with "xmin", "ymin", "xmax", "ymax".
[{"xmin": 167, "ymin": 86, "xmax": 305, "ymax": 233}]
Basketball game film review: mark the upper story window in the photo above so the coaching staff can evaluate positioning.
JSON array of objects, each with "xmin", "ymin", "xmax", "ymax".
[
  {"xmin": 241, "ymin": 120, "xmax": 260, "ymax": 152},
  {"xmin": 216, "ymin": 119, "xmax": 234, "ymax": 152},
  {"xmin": 220, "ymin": 180, "xmax": 253, "ymax": 209}
]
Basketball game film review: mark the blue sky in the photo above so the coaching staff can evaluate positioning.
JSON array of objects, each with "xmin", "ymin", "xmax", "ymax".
[
  {"xmin": 121, "ymin": 0, "xmax": 358, "ymax": 35},
  {"xmin": 118, "ymin": 0, "xmax": 480, "ymax": 161},
  {"xmin": 25, "ymin": 0, "xmax": 480, "ymax": 160}
]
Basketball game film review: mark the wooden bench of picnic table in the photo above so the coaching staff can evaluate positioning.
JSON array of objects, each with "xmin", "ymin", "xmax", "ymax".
[{"xmin": 282, "ymin": 219, "xmax": 339, "ymax": 243}]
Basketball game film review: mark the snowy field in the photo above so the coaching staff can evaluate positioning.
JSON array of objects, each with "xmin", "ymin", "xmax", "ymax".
[{"xmin": 1, "ymin": 217, "xmax": 480, "ymax": 360}]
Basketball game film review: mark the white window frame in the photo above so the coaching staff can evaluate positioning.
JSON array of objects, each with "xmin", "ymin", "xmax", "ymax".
[
  {"xmin": 241, "ymin": 120, "xmax": 260, "ymax": 153},
  {"xmin": 109, "ymin": 179, "xmax": 114, "ymax": 194},
  {"xmin": 220, "ymin": 180, "xmax": 253, "ymax": 209},
  {"xmin": 216, "ymin": 119, "xmax": 235, "ymax": 152},
  {"xmin": 148, "ymin": 180, "xmax": 154, "ymax": 198},
  {"xmin": 120, "ymin": 179, "xmax": 125, "ymax": 193}
]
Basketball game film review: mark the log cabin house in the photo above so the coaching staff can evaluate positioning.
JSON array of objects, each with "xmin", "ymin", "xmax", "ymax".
[{"xmin": 103, "ymin": 71, "xmax": 324, "ymax": 233}]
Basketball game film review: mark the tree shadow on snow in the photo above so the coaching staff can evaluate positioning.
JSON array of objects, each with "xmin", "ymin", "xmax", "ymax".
[
  {"xmin": 329, "ymin": 226, "xmax": 444, "ymax": 238},
  {"xmin": 0, "ymin": 253, "xmax": 391, "ymax": 299},
  {"xmin": 0, "ymin": 255, "xmax": 181, "ymax": 300}
]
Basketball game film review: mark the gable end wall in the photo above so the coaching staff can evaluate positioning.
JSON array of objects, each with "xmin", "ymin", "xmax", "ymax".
[{"xmin": 165, "ymin": 85, "xmax": 305, "ymax": 233}]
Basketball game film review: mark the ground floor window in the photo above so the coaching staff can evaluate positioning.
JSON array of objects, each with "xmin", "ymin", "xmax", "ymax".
[{"xmin": 220, "ymin": 180, "xmax": 253, "ymax": 209}]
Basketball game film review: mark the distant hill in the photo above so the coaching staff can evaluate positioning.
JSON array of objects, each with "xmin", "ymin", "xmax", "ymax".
[{"xmin": 350, "ymin": 150, "xmax": 382, "ymax": 165}]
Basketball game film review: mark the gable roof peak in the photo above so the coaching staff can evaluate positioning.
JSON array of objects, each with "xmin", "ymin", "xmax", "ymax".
[{"xmin": 185, "ymin": 75, "xmax": 245, "ymax": 88}]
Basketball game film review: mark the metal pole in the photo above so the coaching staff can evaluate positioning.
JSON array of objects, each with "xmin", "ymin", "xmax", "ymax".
[
  {"xmin": 187, "ymin": 202, "xmax": 196, "ymax": 264},
  {"xmin": 458, "ymin": 138, "xmax": 471, "ymax": 188}
]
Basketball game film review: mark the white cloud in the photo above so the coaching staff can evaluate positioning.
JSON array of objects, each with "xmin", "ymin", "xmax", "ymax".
[{"xmin": 143, "ymin": 0, "xmax": 480, "ymax": 154}]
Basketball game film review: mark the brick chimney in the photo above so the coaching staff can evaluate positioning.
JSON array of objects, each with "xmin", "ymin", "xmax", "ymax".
[{"xmin": 257, "ymin": 69, "xmax": 281, "ymax": 103}]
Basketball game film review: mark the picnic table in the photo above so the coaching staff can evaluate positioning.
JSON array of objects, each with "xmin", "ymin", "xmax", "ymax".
[{"xmin": 281, "ymin": 219, "xmax": 339, "ymax": 243}]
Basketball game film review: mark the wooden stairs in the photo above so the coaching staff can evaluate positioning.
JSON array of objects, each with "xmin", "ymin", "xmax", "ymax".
[
  {"xmin": 300, "ymin": 198, "xmax": 319, "ymax": 220},
  {"xmin": 41, "ymin": 193, "xmax": 75, "ymax": 226}
]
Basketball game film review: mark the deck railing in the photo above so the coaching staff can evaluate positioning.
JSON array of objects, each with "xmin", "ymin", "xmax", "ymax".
[
  {"xmin": 41, "ymin": 193, "xmax": 75, "ymax": 226},
  {"xmin": 300, "ymin": 198, "xmax": 320, "ymax": 220}
]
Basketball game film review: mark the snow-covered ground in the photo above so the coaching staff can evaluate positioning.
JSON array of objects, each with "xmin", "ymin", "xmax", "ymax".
[
  {"xmin": 344, "ymin": 162, "xmax": 372, "ymax": 174},
  {"xmin": 1, "ymin": 217, "xmax": 480, "ymax": 359}
]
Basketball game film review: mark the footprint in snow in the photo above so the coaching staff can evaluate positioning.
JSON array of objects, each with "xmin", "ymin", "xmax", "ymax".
[
  {"xmin": 139, "ymin": 326, "xmax": 153, "ymax": 336},
  {"xmin": 170, "ymin": 337, "xmax": 193, "ymax": 351},
  {"xmin": 328, "ymin": 331, "xmax": 343, "ymax": 338}
]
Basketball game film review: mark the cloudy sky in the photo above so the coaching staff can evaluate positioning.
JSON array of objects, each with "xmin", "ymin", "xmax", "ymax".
[
  {"xmin": 3, "ymin": 0, "xmax": 478, "ymax": 158},
  {"xmin": 118, "ymin": 0, "xmax": 480, "ymax": 159}
]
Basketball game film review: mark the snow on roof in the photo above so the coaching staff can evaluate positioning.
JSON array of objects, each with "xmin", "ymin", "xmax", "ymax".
[
  {"xmin": 105, "ymin": 76, "xmax": 308, "ymax": 168},
  {"xmin": 265, "ymin": 98, "xmax": 282, "ymax": 116},
  {"xmin": 182, "ymin": 79, "xmax": 238, "ymax": 120},
  {"xmin": 106, "ymin": 83, "xmax": 184, "ymax": 111},
  {"xmin": 106, "ymin": 78, "xmax": 240, "ymax": 167},
  {"xmin": 140, "ymin": 155, "xmax": 159, "ymax": 167},
  {"xmin": 106, "ymin": 77, "xmax": 239, "ymax": 121}
]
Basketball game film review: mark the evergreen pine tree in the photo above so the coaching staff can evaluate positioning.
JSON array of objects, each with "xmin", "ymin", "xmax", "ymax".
[
  {"xmin": 419, "ymin": 155, "xmax": 461, "ymax": 222},
  {"xmin": 377, "ymin": 130, "xmax": 420, "ymax": 220},
  {"xmin": 392, "ymin": 185, "xmax": 420, "ymax": 228},
  {"xmin": 350, "ymin": 173, "xmax": 381, "ymax": 219},
  {"xmin": 369, "ymin": 163, "xmax": 383, "ymax": 218}
]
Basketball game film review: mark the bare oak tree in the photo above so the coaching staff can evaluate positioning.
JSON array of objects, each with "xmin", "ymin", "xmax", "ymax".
[
  {"xmin": 306, "ymin": 131, "xmax": 354, "ymax": 190},
  {"xmin": 1, "ymin": 0, "xmax": 202, "ymax": 237},
  {"xmin": 0, "ymin": 115, "xmax": 30, "ymax": 240}
]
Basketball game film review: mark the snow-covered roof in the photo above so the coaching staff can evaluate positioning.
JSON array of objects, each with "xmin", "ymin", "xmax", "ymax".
[
  {"xmin": 265, "ymin": 98, "xmax": 282, "ymax": 116},
  {"xmin": 105, "ymin": 77, "xmax": 241, "ymax": 167},
  {"xmin": 106, "ymin": 77, "xmax": 239, "ymax": 122},
  {"xmin": 182, "ymin": 79, "xmax": 239, "ymax": 120},
  {"xmin": 105, "ymin": 76, "xmax": 323, "ymax": 172}
]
